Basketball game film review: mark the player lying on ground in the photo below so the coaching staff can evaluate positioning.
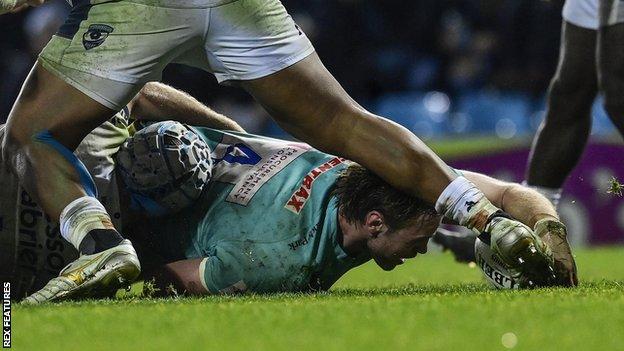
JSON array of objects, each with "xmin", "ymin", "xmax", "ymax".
[
  {"xmin": 8, "ymin": 119, "xmax": 572, "ymax": 300},
  {"xmin": 1, "ymin": 0, "xmax": 557, "ymax": 299},
  {"xmin": 118, "ymin": 124, "xmax": 572, "ymax": 295},
  {"xmin": 0, "ymin": 82, "xmax": 576, "ymax": 302},
  {"xmin": 3, "ymin": 89, "xmax": 577, "ymax": 301},
  {"xmin": 50, "ymin": 122, "xmax": 580, "ymax": 298}
]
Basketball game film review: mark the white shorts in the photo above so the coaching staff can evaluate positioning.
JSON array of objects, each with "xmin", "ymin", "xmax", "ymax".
[
  {"xmin": 563, "ymin": 0, "xmax": 624, "ymax": 29},
  {"xmin": 39, "ymin": 0, "xmax": 315, "ymax": 110},
  {"xmin": 563, "ymin": 0, "xmax": 599, "ymax": 29}
]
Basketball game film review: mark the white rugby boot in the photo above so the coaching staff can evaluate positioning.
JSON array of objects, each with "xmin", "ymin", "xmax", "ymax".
[{"xmin": 22, "ymin": 240, "xmax": 140, "ymax": 304}]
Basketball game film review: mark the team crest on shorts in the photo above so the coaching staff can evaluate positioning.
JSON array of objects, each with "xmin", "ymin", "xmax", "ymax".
[{"xmin": 82, "ymin": 24, "xmax": 114, "ymax": 50}]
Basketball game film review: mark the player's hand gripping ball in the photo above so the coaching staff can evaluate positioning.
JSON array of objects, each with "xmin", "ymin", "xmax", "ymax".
[
  {"xmin": 533, "ymin": 218, "xmax": 578, "ymax": 287},
  {"xmin": 477, "ymin": 213, "xmax": 557, "ymax": 289},
  {"xmin": 116, "ymin": 121, "xmax": 212, "ymax": 215}
]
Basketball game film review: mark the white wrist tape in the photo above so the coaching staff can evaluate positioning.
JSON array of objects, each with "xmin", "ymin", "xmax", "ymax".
[
  {"xmin": 435, "ymin": 176, "xmax": 495, "ymax": 229},
  {"xmin": 60, "ymin": 196, "xmax": 115, "ymax": 249}
]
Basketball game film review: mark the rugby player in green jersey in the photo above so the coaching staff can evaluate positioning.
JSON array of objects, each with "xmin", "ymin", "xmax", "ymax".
[
  {"xmin": 126, "ymin": 127, "xmax": 567, "ymax": 295},
  {"xmin": 0, "ymin": 83, "xmax": 572, "ymax": 301},
  {"xmin": 1, "ymin": 0, "xmax": 568, "ymax": 300}
]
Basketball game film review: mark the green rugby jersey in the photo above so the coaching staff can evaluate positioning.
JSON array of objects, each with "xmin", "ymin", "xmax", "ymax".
[{"xmin": 146, "ymin": 128, "xmax": 370, "ymax": 293}]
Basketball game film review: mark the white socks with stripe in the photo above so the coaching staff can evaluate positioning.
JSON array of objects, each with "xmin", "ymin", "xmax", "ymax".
[{"xmin": 60, "ymin": 196, "xmax": 122, "ymax": 255}]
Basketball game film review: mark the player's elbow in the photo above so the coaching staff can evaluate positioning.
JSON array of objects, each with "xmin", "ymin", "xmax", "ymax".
[
  {"xmin": 497, "ymin": 184, "xmax": 521, "ymax": 210},
  {"xmin": 147, "ymin": 267, "xmax": 212, "ymax": 297},
  {"xmin": 500, "ymin": 183, "xmax": 537, "ymax": 212},
  {"xmin": 1, "ymin": 124, "xmax": 29, "ymax": 174},
  {"xmin": 128, "ymin": 82, "xmax": 163, "ymax": 120}
]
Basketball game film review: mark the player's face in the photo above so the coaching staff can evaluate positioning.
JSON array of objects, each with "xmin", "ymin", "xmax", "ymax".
[{"xmin": 368, "ymin": 213, "xmax": 441, "ymax": 271}]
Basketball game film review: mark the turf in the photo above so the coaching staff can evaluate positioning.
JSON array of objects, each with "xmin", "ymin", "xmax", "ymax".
[{"xmin": 14, "ymin": 247, "xmax": 624, "ymax": 351}]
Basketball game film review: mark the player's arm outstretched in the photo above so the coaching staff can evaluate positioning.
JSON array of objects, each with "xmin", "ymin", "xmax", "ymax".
[
  {"xmin": 241, "ymin": 55, "xmax": 554, "ymax": 284},
  {"xmin": 464, "ymin": 171, "xmax": 578, "ymax": 287},
  {"xmin": 127, "ymin": 82, "xmax": 245, "ymax": 132},
  {"xmin": 143, "ymin": 258, "xmax": 212, "ymax": 296}
]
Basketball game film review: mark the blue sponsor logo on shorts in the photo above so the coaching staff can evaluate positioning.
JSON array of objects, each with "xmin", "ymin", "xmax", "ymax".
[{"xmin": 82, "ymin": 24, "xmax": 114, "ymax": 50}]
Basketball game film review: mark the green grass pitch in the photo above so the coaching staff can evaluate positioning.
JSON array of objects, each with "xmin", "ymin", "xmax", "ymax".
[{"xmin": 14, "ymin": 247, "xmax": 624, "ymax": 351}]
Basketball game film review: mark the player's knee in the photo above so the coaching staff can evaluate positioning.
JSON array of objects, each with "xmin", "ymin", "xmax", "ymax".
[
  {"xmin": 549, "ymin": 76, "xmax": 596, "ymax": 107},
  {"xmin": 1, "ymin": 125, "xmax": 29, "ymax": 173},
  {"xmin": 2, "ymin": 120, "xmax": 53, "ymax": 172},
  {"xmin": 597, "ymin": 54, "xmax": 624, "ymax": 110},
  {"xmin": 546, "ymin": 78, "xmax": 595, "ymax": 124}
]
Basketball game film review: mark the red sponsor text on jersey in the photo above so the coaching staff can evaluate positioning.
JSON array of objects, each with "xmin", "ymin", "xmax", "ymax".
[{"xmin": 285, "ymin": 157, "xmax": 346, "ymax": 214}]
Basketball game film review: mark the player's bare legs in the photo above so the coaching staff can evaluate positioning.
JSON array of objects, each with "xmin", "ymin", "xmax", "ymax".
[
  {"xmin": 598, "ymin": 22, "xmax": 624, "ymax": 135},
  {"xmin": 240, "ymin": 53, "xmax": 454, "ymax": 204},
  {"xmin": 3, "ymin": 64, "xmax": 113, "ymax": 217},
  {"xmin": 526, "ymin": 22, "xmax": 598, "ymax": 195},
  {"xmin": 2, "ymin": 63, "xmax": 140, "ymax": 303}
]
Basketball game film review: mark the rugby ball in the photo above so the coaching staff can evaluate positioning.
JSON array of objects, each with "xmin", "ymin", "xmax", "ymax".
[{"xmin": 474, "ymin": 237, "xmax": 521, "ymax": 289}]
